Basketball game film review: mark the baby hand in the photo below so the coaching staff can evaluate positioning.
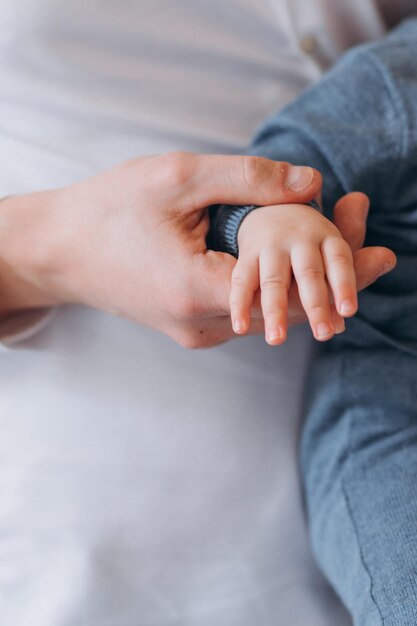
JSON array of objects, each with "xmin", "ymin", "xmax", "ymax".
[{"xmin": 231, "ymin": 203, "xmax": 358, "ymax": 344}]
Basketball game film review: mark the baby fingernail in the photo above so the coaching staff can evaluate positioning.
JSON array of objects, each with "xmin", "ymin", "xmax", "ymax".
[
  {"xmin": 267, "ymin": 329, "xmax": 282, "ymax": 343},
  {"xmin": 286, "ymin": 166, "xmax": 314, "ymax": 192},
  {"xmin": 340, "ymin": 300, "xmax": 355, "ymax": 315},
  {"xmin": 233, "ymin": 320, "xmax": 244, "ymax": 333},
  {"xmin": 316, "ymin": 323, "xmax": 333, "ymax": 340}
]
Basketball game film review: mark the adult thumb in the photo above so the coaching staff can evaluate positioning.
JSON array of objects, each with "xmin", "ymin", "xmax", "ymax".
[{"xmin": 178, "ymin": 153, "xmax": 322, "ymax": 212}]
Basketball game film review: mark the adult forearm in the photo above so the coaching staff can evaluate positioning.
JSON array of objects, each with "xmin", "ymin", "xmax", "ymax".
[
  {"xmin": 0, "ymin": 153, "xmax": 325, "ymax": 347},
  {"xmin": 0, "ymin": 193, "xmax": 67, "ymax": 316}
]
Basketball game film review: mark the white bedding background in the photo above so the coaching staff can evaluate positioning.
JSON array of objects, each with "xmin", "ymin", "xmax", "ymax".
[{"xmin": 0, "ymin": 1, "xmax": 411, "ymax": 624}]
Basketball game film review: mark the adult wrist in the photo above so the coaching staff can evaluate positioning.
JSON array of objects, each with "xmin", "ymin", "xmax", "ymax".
[{"xmin": 0, "ymin": 191, "xmax": 70, "ymax": 316}]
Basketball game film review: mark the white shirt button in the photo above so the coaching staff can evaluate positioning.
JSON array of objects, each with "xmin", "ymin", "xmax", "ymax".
[{"xmin": 300, "ymin": 34, "xmax": 319, "ymax": 55}]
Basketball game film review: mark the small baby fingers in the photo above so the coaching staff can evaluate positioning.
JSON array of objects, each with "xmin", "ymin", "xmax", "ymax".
[
  {"xmin": 291, "ymin": 245, "xmax": 335, "ymax": 341},
  {"xmin": 321, "ymin": 236, "xmax": 358, "ymax": 317},
  {"xmin": 230, "ymin": 256, "xmax": 259, "ymax": 334},
  {"xmin": 259, "ymin": 249, "xmax": 291, "ymax": 345}
]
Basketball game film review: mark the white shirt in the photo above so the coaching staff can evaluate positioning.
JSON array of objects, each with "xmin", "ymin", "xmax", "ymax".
[{"xmin": 0, "ymin": 2, "xmax": 413, "ymax": 625}]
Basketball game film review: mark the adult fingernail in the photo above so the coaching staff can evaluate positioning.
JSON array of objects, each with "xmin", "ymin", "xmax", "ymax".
[
  {"xmin": 286, "ymin": 166, "xmax": 314, "ymax": 192},
  {"xmin": 379, "ymin": 262, "xmax": 395, "ymax": 277},
  {"xmin": 361, "ymin": 197, "xmax": 370, "ymax": 220}
]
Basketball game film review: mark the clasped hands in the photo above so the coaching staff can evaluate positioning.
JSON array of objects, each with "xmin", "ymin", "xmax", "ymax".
[{"xmin": 1, "ymin": 152, "xmax": 396, "ymax": 348}]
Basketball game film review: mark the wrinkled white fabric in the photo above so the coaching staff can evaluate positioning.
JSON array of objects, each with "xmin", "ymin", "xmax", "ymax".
[{"xmin": 0, "ymin": 1, "xmax": 413, "ymax": 624}]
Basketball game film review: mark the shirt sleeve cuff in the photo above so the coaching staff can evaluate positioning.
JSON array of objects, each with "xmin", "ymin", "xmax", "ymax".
[{"xmin": 207, "ymin": 199, "xmax": 321, "ymax": 258}]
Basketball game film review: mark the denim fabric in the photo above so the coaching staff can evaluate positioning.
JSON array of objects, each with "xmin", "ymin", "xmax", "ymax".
[
  {"xmin": 297, "ymin": 21, "xmax": 417, "ymax": 625},
  {"xmin": 209, "ymin": 18, "xmax": 417, "ymax": 625}
]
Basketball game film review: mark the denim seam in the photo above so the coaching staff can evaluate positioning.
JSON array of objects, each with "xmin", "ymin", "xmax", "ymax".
[
  {"xmin": 340, "ymin": 478, "xmax": 385, "ymax": 625},
  {"xmin": 342, "ymin": 353, "xmax": 385, "ymax": 626}
]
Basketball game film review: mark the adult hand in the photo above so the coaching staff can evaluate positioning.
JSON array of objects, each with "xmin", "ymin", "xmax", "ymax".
[
  {"xmin": 0, "ymin": 152, "xmax": 322, "ymax": 345},
  {"xmin": 0, "ymin": 154, "xmax": 395, "ymax": 348}
]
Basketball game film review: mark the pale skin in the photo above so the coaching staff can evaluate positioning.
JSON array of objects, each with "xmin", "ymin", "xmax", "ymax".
[
  {"xmin": 232, "ymin": 198, "xmax": 368, "ymax": 344},
  {"xmin": 0, "ymin": 152, "xmax": 396, "ymax": 348}
]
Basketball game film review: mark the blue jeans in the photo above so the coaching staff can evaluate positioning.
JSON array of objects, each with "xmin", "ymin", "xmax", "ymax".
[
  {"xmin": 294, "ymin": 23, "xmax": 417, "ymax": 625},
  {"xmin": 301, "ymin": 251, "xmax": 417, "ymax": 624},
  {"xmin": 209, "ymin": 18, "xmax": 417, "ymax": 624}
]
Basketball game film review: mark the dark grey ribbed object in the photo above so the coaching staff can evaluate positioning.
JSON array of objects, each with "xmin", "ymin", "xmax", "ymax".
[{"xmin": 208, "ymin": 199, "xmax": 321, "ymax": 258}]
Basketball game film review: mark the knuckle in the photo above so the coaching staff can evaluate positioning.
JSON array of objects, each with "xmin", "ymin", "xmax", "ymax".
[
  {"xmin": 298, "ymin": 267, "xmax": 324, "ymax": 281},
  {"xmin": 263, "ymin": 309, "xmax": 283, "ymax": 320},
  {"xmin": 230, "ymin": 306, "xmax": 245, "ymax": 319},
  {"xmin": 324, "ymin": 234, "xmax": 352, "ymax": 252},
  {"xmin": 161, "ymin": 151, "xmax": 195, "ymax": 187},
  {"xmin": 230, "ymin": 297, "xmax": 248, "ymax": 314},
  {"xmin": 260, "ymin": 275, "xmax": 288, "ymax": 290},
  {"xmin": 230, "ymin": 293, "xmax": 245, "ymax": 306},
  {"xmin": 330, "ymin": 253, "xmax": 353, "ymax": 267},
  {"xmin": 231, "ymin": 271, "xmax": 250, "ymax": 288},
  {"xmin": 325, "ymin": 223, "xmax": 342, "ymax": 237},
  {"xmin": 242, "ymin": 155, "xmax": 270, "ymax": 187},
  {"xmin": 306, "ymin": 304, "xmax": 327, "ymax": 316}
]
